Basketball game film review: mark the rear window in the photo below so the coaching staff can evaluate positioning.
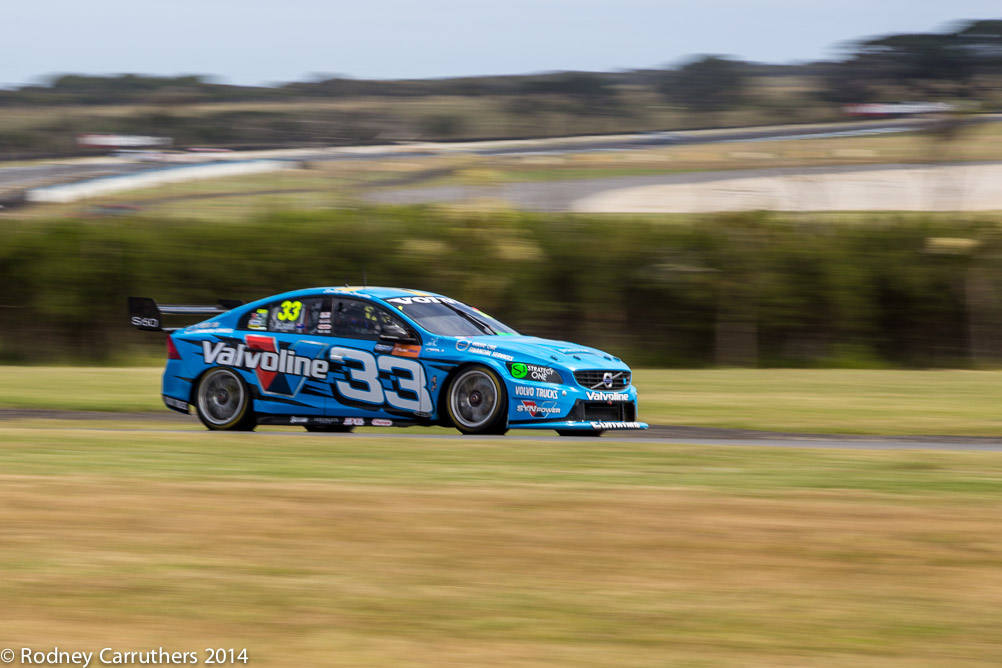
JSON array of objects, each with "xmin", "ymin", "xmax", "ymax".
[{"xmin": 239, "ymin": 297, "xmax": 324, "ymax": 335}]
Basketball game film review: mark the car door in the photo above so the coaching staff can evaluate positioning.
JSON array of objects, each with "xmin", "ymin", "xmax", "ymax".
[
  {"xmin": 324, "ymin": 297, "xmax": 434, "ymax": 423},
  {"xmin": 237, "ymin": 295, "xmax": 329, "ymax": 418}
]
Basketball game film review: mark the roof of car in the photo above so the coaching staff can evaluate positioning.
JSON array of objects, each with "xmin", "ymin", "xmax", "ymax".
[
  {"xmin": 294, "ymin": 286, "xmax": 447, "ymax": 301},
  {"xmin": 236, "ymin": 287, "xmax": 454, "ymax": 313}
]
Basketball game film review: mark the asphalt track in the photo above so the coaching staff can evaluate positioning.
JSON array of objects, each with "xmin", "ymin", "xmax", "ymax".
[{"xmin": 5, "ymin": 409, "xmax": 1002, "ymax": 451}]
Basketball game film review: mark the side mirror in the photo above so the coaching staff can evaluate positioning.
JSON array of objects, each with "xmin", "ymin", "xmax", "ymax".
[{"xmin": 378, "ymin": 322, "xmax": 416, "ymax": 344}]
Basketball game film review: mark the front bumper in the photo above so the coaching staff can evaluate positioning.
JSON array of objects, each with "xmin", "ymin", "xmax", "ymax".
[{"xmin": 511, "ymin": 419, "xmax": 649, "ymax": 431}]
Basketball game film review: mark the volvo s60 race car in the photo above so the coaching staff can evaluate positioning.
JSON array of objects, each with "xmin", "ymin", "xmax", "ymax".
[{"xmin": 128, "ymin": 287, "xmax": 647, "ymax": 435}]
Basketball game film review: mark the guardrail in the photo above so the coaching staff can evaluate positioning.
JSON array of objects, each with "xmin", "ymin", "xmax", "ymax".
[{"xmin": 25, "ymin": 159, "xmax": 291, "ymax": 204}]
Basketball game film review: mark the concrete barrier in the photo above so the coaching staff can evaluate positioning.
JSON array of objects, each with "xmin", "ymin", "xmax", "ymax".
[{"xmin": 26, "ymin": 159, "xmax": 291, "ymax": 204}]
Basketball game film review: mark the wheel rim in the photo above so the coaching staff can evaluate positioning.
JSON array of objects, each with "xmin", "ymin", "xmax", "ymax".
[
  {"xmin": 199, "ymin": 369, "xmax": 245, "ymax": 425},
  {"xmin": 450, "ymin": 370, "xmax": 499, "ymax": 429}
]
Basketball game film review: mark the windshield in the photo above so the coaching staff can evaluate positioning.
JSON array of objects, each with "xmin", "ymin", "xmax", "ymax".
[{"xmin": 383, "ymin": 296, "xmax": 519, "ymax": 337}]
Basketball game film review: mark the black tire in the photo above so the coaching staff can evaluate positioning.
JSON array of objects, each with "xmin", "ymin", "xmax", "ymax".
[
  {"xmin": 194, "ymin": 368, "xmax": 257, "ymax": 431},
  {"xmin": 304, "ymin": 424, "xmax": 355, "ymax": 433},
  {"xmin": 557, "ymin": 430, "xmax": 604, "ymax": 437},
  {"xmin": 446, "ymin": 366, "xmax": 508, "ymax": 435}
]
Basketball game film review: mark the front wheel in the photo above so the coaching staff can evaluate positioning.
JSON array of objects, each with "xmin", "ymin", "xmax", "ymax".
[
  {"xmin": 446, "ymin": 366, "xmax": 508, "ymax": 435},
  {"xmin": 195, "ymin": 368, "xmax": 256, "ymax": 431}
]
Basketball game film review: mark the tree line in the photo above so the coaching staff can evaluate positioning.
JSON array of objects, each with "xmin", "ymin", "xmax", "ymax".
[
  {"xmin": 1, "ymin": 208, "xmax": 999, "ymax": 368},
  {"xmin": 3, "ymin": 20, "xmax": 1002, "ymax": 109},
  {"xmin": 0, "ymin": 20, "xmax": 999, "ymax": 156}
]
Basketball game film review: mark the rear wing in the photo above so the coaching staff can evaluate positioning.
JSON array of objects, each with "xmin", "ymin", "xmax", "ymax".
[{"xmin": 128, "ymin": 296, "xmax": 244, "ymax": 332}]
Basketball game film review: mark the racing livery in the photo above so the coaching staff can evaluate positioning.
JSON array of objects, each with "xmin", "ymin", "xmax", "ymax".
[{"xmin": 128, "ymin": 287, "xmax": 647, "ymax": 435}]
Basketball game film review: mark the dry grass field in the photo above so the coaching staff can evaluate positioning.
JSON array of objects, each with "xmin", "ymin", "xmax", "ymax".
[
  {"xmin": 5, "ymin": 367, "xmax": 1002, "ymax": 664},
  {"xmin": 2, "ymin": 425, "xmax": 1002, "ymax": 666}
]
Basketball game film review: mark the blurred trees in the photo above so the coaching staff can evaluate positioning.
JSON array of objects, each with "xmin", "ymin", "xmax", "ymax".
[
  {"xmin": 0, "ymin": 19, "xmax": 1001, "ymax": 155},
  {"xmin": 823, "ymin": 19, "xmax": 1002, "ymax": 101},
  {"xmin": 0, "ymin": 208, "xmax": 994, "ymax": 368},
  {"xmin": 657, "ymin": 56, "xmax": 749, "ymax": 112}
]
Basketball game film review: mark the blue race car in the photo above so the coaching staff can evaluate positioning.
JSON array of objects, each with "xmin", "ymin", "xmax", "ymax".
[{"xmin": 129, "ymin": 287, "xmax": 647, "ymax": 435}]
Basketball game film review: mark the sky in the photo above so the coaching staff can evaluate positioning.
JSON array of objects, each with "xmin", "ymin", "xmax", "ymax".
[{"xmin": 2, "ymin": 1, "xmax": 1000, "ymax": 88}]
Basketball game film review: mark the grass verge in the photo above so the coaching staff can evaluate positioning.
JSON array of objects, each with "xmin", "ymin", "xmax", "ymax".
[{"xmin": 3, "ymin": 425, "xmax": 1002, "ymax": 666}]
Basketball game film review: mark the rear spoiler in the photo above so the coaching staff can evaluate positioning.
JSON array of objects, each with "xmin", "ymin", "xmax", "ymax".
[{"xmin": 128, "ymin": 296, "xmax": 244, "ymax": 332}]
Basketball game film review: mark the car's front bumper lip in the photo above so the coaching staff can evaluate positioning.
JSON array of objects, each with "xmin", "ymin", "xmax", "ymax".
[{"xmin": 509, "ymin": 420, "xmax": 648, "ymax": 431}]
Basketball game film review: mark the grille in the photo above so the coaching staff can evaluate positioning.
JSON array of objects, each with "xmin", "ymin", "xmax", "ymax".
[
  {"xmin": 582, "ymin": 403, "xmax": 625, "ymax": 421},
  {"xmin": 573, "ymin": 369, "xmax": 631, "ymax": 390},
  {"xmin": 573, "ymin": 401, "xmax": 637, "ymax": 422}
]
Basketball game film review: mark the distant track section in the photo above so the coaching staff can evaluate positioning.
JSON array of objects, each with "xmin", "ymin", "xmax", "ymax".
[{"xmin": 6, "ymin": 115, "xmax": 999, "ymax": 206}]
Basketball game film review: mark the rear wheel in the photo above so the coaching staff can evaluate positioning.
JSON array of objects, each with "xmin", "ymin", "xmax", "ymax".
[
  {"xmin": 195, "ymin": 368, "xmax": 256, "ymax": 431},
  {"xmin": 446, "ymin": 366, "xmax": 508, "ymax": 435}
]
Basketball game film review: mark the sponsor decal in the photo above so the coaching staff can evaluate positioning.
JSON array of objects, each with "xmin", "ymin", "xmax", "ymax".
[
  {"xmin": 392, "ymin": 343, "xmax": 421, "ymax": 358},
  {"xmin": 318, "ymin": 324, "xmax": 332, "ymax": 331},
  {"xmin": 202, "ymin": 337, "xmax": 329, "ymax": 399},
  {"xmin": 313, "ymin": 417, "xmax": 340, "ymax": 425},
  {"xmin": 558, "ymin": 348, "xmax": 592, "ymax": 355},
  {"xmin": 163, "ymin": 395, "xmax": 189, "ymax": 412},
  {"xmin": 374, "ymin": 343, "xmax": 394, "ymax": 353},
  {"xmin": 424, "ymin": 348, "xmax": 445, "ymax": 353},
  {"xmin": 426, "ymin": 337, "xmax": 439, "ymax": 348},
  {"xmin": 587, "ymin": 391, "xmax": 629, "ymax": 402},
  {"xmin": 203, "ymin": 339, "xmax": 329, "ymax": 381},
  {"xmin": 387, "ymin": 296, "xmax": 459, "ymax": 306},
  {"xmin": 456, "ymin": 339, "xmax": 471, "ymax": 352},
  {"xmin": 372, "ymin": 419, "xmax": 393, "ymax": 426},
  {"xmin": 290, "ymin": 416, "xmax": 308, "ymax": 424},
  {"xmin": 320, "ymin": 311, "xmax": 331, "ymax": 319},
  {"xmin": 189, "ymin": 321, "xmax": 222, "ymax": 330},
  {"xmin": 131, "ymin": 316, "xmax": 159, "ymax": 329},
  {"xmin": 187, "ymin": 327, "xmax": 234, "ymax": 335},
  {"xmin": 468, "ymin": 346, "xmax": 514, "ymax": 362},
  {"xmin": 514, "ymin": 385, "xmax": 559, "ymax": 399},
  {"xmin": 506, "ymin": 362, "xmax": 562, "ymax": 384},
  {"xmin": 344, "ymin": 417, "xmax": 365, "ymax": 426},
  {"xmin": 518, "ymin": 400, "xmax": 561, "ymax": 418},
  {"xmin": 248, "ymin": 310, "xmax": 268, "ymax": 331},
  {"xmin": 589, "ymin": 421, "xmax": 644, "ymax": 430}
]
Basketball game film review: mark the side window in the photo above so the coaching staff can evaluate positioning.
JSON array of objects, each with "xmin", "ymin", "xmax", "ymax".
[
  {"xmin": 269, "ymin": 297, "xmax": 323, "ymax": 334},
  {"xmin": 238, "ymin": 297, "xmax": 325, "ymax": 334},
  {"xmin": 330, "ymin": 299, "xmax": 408, "ymax": 340}
]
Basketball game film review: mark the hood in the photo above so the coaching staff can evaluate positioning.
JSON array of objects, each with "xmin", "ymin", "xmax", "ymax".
[{"xmin": 449, "ymin": 335, "xmax": 629, "ymax": 371}]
